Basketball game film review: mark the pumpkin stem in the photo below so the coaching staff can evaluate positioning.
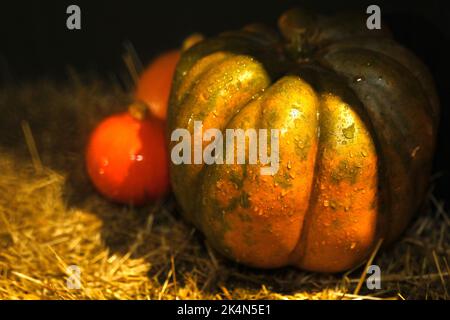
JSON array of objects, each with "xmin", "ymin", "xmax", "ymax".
[
  {"xmin": 278, "ymin": 8, "xmax": 318, "ymax": 60},
  {"xmin": 128, "ymin": 101, "xmax": 149, "ymax": 121}
]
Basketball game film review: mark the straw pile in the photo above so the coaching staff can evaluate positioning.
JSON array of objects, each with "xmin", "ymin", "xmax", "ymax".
[{"xmin": 0, "ymin": 77, "xmax": 448, "ymax": 300}]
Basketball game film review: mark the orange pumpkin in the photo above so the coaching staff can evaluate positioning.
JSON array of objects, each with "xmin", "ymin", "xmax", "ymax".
[
  {"xmin": 136, "ymin": 50, "xmax": 180, "ymax": 120},
  {"xmin": 167, "ymin": 9, "xmax": 439, "ymax": 272},
  {"xmin": 135, "ymin": 34, "xmax": 204, "ymax": 120}
]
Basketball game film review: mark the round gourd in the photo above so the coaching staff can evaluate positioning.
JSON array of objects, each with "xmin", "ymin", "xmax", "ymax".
[
  {"xmin": 136, "ymin": 50, "xmax": 180, "ymax": 120},
  {"xmin": 167, "ymin": 9, "xmax": 440, "ymax": 272},
  {"xmin": 86, "ymin": 103, "xmax": 169, "ymax": 205}
]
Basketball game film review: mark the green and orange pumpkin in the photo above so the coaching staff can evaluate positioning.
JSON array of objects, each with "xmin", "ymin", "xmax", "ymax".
[{"xmin": 167, "ymin": 8, "xmax": 440, "ymax": 272}]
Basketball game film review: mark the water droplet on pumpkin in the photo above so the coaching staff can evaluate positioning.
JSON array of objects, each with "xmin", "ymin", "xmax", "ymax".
[
  {"xmin": 98, "ymin": 168, "xmax": 105, "ymax": 175},
  {"xmin": 411, "ymin": 145, "xmax": 421, "ymax": 158},
  {"xmin": 329, "ymin": 200, "xmax": 337, "ymax": 209},
  {"xmin": 342, "ymin": 123, "xmax": 355, "ymax": 139},
  {"xmin": 350, "ymin": 242, "xmax": 356, "ymax": 250},
  {"xmin": 323, "ymin": 200, "xmax": 329, "ymax": 207},
  {"xmin": 361, "ymin": 150, "xmax": 368, "ymax": 157},
  {"xmin": 287, "ymin": 161, "xmax": 292, "ymax": 170}
]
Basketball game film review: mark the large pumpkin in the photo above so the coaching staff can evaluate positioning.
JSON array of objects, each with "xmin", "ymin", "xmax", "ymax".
[{"xmin": 167, "ymin": 8, "xmax": 439, "ymax": 272}]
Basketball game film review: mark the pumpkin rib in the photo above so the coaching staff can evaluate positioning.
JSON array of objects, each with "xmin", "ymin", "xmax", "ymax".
[
  {"xmin": 314, "ymin": 12, "xmax": 391, "ymax": 44},
  {"xmin": 319, "ymin": 47, "xmax": 435, "ymax": 133},
  {"xmin": 319, "ymin": 47, "xmax": 435, "ymax": 243},
  {"xmin": 169, "ymin": 37, "xmax": 251, "ymax": 105},
  {"xmin": 170, "ymin": 54, "xmax": 271, "ymax": 224},
  {"xmin": 173, "ymin": 55, "xmax": 270, "ymax": 135},
  {"xmin": 174, "ymin": 52, "xmax": 233, "ymax": 107},
  {"xmin": 293, "ymin": 65, "xmax": 391, "ymax": 252},
  {"xmin": 197, "ymin": 97, "xmax": 265, "ymax": 264},
  {"xmin": 286, "ymin": 66, "xmax": 380, "ymax": 272},
  {"xmin": 200, "ymin": 76, "xmax": 320, "ymax": 268},
  {"xmin": 304, "ymin": 94, "xmax": 379, "ymax": 271},
  {"xmin": 194, "ymin": 88, "xmax": 266, "ymax": 231},
  {"xmin": 173, "ymin": 54, "xmax": 238, "ymax": 126},
  {"xmin": 318, "ymin": 37, "xmax": 440, "ymax": 122},
  {"xmin": 318, "ymin": 48, "xmax": 433, "ymax": 172},
  {"xmin": 287, "ymin": 84, "xmax": 323, "ymax": 268},
  {"xmin": 170, "ymin": 32, "xmax": 280, "ymax": 96},
  {"xmin": 278, "ymin": 8, "xmax": 391, "ymax": 59},
  {"xmin": 219, "ymin": 77, "xmax": 317, "ymax": 267}
]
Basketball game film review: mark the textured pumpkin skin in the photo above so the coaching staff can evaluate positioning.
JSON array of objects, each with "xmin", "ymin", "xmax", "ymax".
[{"xmin": 167, "ymin": 9, "xmax": 440, "ymax": 272}]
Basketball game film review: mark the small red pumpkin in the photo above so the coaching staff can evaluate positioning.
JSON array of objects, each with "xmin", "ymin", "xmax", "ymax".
[
  {"xmin": 86, "ymin": 37, "xmax": 204, "ymax": 204},
  {"xmin": 86, "ymin": 103, "xmax": 169, "ymax": 205}
]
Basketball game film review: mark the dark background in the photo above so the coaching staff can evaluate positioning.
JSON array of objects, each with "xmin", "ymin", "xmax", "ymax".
[{"xmin": 0, "ymin": 0, "xmax": 449, "ymax": 202}]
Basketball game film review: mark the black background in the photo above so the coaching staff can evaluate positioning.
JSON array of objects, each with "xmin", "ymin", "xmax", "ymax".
[
  {"xmin": 0, "ymin": 299, "xmax": 446, "ymax": 318},
  {"xmin": 0, "ymin": 0, "xmax": 449, "ymax": 202}
]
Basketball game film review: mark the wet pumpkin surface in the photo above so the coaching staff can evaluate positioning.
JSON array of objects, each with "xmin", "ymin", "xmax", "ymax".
[{"xmin": 168, "ymin": 9, "xmax": 439, "ymax": 272}]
